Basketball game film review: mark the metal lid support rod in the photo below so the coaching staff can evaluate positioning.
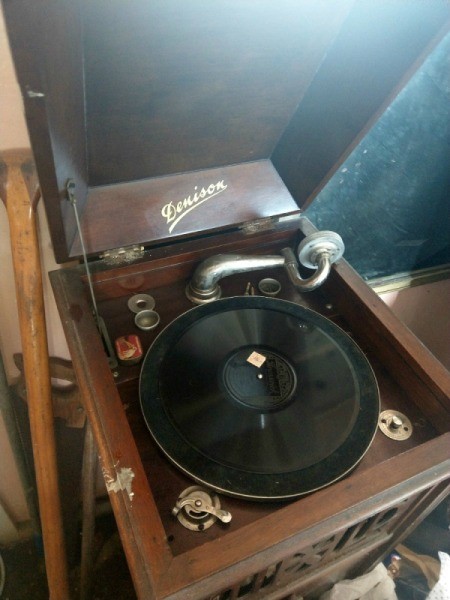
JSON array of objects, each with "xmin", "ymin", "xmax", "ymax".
[{"xmin": 66, "ymin": 180, "xmax": 118, "ymax": 370}]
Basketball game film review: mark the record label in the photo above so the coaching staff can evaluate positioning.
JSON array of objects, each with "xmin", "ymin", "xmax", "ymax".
[{"xmin": 246, "ymin": 351, "xmax": 267, "ymax": 368}]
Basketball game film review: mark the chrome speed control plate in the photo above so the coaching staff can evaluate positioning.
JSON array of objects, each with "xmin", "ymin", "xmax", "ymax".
[{"xmin": 378, "ymin": 410, "xmax": 413, "ymax": 440}]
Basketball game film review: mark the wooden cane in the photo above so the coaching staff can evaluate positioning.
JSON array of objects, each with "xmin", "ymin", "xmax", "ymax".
[{"xmin": 0, "ymin": 150, "xmax": 70, "ymax": 599}]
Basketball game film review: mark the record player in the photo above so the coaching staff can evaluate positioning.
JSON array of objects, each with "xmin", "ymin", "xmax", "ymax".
[{"xmin": 4, "ymin": 1, "xmax": 450, "ymax": 598}]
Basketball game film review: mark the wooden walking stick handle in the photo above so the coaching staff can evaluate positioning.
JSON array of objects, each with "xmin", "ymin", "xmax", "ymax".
[{"xmin": 0, "ymin": 150, "xmax": 70, "ymax": 599}]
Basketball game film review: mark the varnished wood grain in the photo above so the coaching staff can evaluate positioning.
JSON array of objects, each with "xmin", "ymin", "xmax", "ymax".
[
  {"xmin": 299, "ymin": 217, "xmax": 450, "ymax": 432},
  {"xmin": 49, "ymin": 227, "xmax": 450, "ymax": 599},
  {"xmin": 83, "ymin": 0, "xmax": 354, "ymax": 185},
  {"xmin": 72, "ymin": 160, "xmax": 300, "ymax": 257},
  {"xmin": 160, "ymin": 438, "xmax": 450, "ymax": 599},
  {"xmin": 6, "ymin": 1, "xmax": 448, "ymax": 263},
  {"xmin": 4, "ymin": 0, "xmax": 450, "ymax": 596},
  {"xmin": 1, "ymin": 151, "xmax": 70, "ymax": 600}
]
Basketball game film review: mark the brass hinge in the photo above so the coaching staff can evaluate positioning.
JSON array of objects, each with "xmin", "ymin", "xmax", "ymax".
[
  {"xmin": 239, "ymin": 217, "xmax": 278, "ymax": 235},
  {"xmin": 100, "ymin": 245, "xmax": 145, "ymax": 266},
  {"xmin": 239, "ymin": 214, "xmax": 300, "ymax": 235}
]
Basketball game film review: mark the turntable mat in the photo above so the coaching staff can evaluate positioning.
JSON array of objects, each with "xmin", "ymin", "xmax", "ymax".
[{"xmin": 140, "ymin": 296, "xmax": 379, "ymax": 500}]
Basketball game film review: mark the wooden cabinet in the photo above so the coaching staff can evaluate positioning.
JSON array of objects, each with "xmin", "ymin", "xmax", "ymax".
[
  {"xmin": 4, "ymin": 1, "xmax": 450, "ymax": 597},
  {"xmin": 48, "ymin": 218, "xmax": 450, "ymax": 599}
]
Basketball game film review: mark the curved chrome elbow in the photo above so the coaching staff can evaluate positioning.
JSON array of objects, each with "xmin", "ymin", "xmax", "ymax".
[
  {"xmin": 281, "ymin": 247, "xmax": 331, "ymax": 292},
  {"xmin": 186, "ymin": 254, "xmax": 285, "ymax": 304},
  {"xmin": 282, "ymin": 230, "xmax": 345, "ymax": 292}
]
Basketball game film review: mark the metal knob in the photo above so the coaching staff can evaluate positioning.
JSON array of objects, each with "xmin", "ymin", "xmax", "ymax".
[
  {"xmin": 175, "ymin": 497, "xmax": 231, "ymax": 523},
  {"xmin": 390, "ymin": 415, "xmax": 403, "ymax": 430},
  {"xmin": 172, "ymin": 486, "xmax": 232, "ymax": 531},
  {"xmin": 378, "ymin": 410, "xmax": 413, "ymax": 440}
]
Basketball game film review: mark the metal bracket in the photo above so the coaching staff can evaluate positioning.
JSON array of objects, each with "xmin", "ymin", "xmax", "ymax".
[
  {"xmin": 100, "ymin": 245, "xmax": 145, "ymax": 266},
  {"xmin": 239, "ymin": 217, "xmax": 277, "ymax": 235},
  {"xmin": 378, "ymin": 410, "xmax": 413, "ymax": 440},
  {"xmin": 172, "ymin": 486, "xmax": 232, "ymax": 531}
]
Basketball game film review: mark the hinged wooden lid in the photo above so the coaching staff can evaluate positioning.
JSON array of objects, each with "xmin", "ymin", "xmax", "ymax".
[
  {"xmin": 70, "ymin": 161, "xmax": 300, "ymax": 257},
  {"xmin": 4, "ymin": 0, "xmax": 449, "ymax": 262}
]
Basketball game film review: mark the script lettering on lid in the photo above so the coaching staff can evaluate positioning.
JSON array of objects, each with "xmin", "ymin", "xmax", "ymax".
[{"xmin": 161, "ymin": 180, "xmax": 228, "ymax": 233}]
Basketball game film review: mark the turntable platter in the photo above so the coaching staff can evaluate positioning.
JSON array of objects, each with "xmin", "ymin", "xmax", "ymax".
[{"xmin": 140, "ymin": 296, "xmax": 379, "ymax": 500}]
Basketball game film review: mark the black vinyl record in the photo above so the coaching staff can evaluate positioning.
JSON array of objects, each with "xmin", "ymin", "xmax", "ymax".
[{"xmin": 139, "ymin": 296, "xmax": 379, "ymax": 500}]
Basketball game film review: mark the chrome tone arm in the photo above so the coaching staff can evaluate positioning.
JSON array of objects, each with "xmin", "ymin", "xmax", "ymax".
[
  {"xmin": 185, "ymin": 231, "xmax": 344, "ymax": 304},
  {"xmin": 186, "ymin": 254, "xmax": 285, "ymax": 304}
]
